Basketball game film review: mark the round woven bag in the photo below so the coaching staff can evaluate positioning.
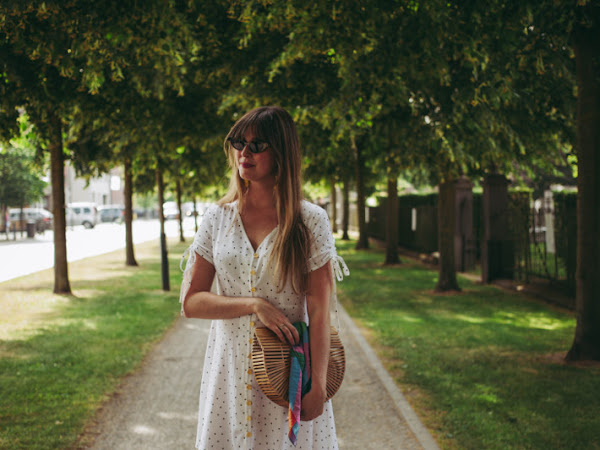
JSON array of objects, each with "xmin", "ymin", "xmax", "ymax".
[{"xmin": 251, "ymin": 326, "xmax": 345, "ymax": 408}]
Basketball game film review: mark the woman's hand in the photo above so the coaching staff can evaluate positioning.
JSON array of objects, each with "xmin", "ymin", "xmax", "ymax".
[
  {"xmin": 300, "ymin": 386, "xmax": 327, "ymax": 421},
  {"xmin": 254, "ymin": 298, "xmax": 299, "ymax": 345}
]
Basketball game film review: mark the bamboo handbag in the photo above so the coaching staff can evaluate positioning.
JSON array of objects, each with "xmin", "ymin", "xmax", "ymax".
[{"xmin": 251, "ymin": 326, "xmax": 345, "ymax": 408}]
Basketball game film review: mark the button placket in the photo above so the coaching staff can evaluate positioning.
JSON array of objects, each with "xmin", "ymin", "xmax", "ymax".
[
  {"xmin": 245, "ymin": 252, "xmax": 260, "ymax": 442},
  {"xmin": 245, "ymin": 293, "xmax": 257, "ymax": 441}
]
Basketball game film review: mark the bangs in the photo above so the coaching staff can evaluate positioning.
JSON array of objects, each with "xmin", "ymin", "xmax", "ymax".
[{"xmin": 227, "ymin": 108, "xmax": 279, "ymax": 145}]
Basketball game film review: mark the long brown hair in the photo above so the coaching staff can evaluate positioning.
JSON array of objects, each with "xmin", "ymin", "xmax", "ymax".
[{"xmin": 219, "ymin": 106, "xmax": 311, "ymax": 294}]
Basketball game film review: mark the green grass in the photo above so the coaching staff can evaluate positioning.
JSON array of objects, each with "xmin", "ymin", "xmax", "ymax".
[
  {"xmin": 335, "ymin": 239, "xmax": 600, "ymax": 450},
  {"xmin": 0, "ymin": 239, "xmax": 186, "ymax": 449}
]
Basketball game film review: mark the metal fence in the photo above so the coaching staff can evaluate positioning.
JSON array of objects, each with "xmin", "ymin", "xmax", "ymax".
[
  {"xmin": 367, "ymin": 190, "xmax": 577, "ymax": 305},
  {"xmin": 511, "ymin": 192, "xmax": 576, "ymax": 305}
]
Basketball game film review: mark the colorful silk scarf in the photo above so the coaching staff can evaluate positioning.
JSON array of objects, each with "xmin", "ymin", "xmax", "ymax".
[{"xmin": 288, "ymin": 321, "xmax": 311, "ymax": 445}]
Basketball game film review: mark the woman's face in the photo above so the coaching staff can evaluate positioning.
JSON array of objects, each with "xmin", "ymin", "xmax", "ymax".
[{"xmin": 236, "ymin": 129, "xmax": 276, "ymax": 185}]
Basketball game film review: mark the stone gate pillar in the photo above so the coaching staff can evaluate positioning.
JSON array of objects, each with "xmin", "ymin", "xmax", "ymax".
[
  {"xmin": 454, "ymin": 176, "xmax": 475, "ymax": 272},
  {"xmin": 482, "ymin": 174, "xmax": 514, "ymax": 283}
]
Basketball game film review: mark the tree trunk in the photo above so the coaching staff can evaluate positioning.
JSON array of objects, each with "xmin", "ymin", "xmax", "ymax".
[
  {"xmin": 19, "ymin": 206, "xmax": 24, "ymax": 238},
  {"xmin": 193, "ymin": 195, "xmax": 199, "ymax": 233},
  {"xmin": 385, "ymin": 175, "xmax": 400, "ymax": 265},
  {"xmin": 352, "ymin": 135, "xmax": 369, "ymax": 249},
  {"xmin": 342, "ymin": 177, "xmax": 350, "ymax": 240},
  {"xmin": 2, "ymin": 205, "xmax": 8, "ymax": 240},
  {"xmin": 49, "ymin": 114, "xmax": 71, "ymax": 294},
  {"xmin": 436, "ymin": 179, "xmax": 460, "ymax": 292},
  {"xmin": 566, "ymin": 19, "xmax": 600, "ymax": 361},
  {"xmin": 124, "ymin": 158, "xmax": 137, "ymax": 266},
  {"xmin": 156, "ymin": 167, "xmax": 170, "ymax": 291},
  {"xmin": 331, "ymin": 179, "xmax": 338, "ymax": 234},
  {"xmin": 176, "ymin": 179, "xmax": 185, "ymax": 243}
]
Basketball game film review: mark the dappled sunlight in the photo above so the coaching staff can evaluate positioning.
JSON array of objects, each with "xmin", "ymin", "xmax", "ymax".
[
  {"xmin": 0, "ymin": 292, "xmax": 71, "ymax": 340},
  {"xmin": 399, "ymin": 315, "xmax": 424, "ymax": 323},
  {"xmin": 437, "ymin": 309, "xmax": 572, "ymax": 331},
  {"xmin": 492, "ymin": 311, "xmax": 572, "ymax": 330},
  {"xmin": 473, "ymin": 383, "xmax": 500, "ymax": 405},
  {"xmin": 71, "ymin": 266, "xmax": 134, "ymax": 281},
  {"xmin": 453, "ymin": 314, "xmax": 486, "ymax": 324},
  {"xmin": 74, "ymin": 318, "xmax": 98, "ymax": 330},
  {"xmin": 156, "ymin": 411, "xmax": 197, "ymax": 422},
  {"xmin": 132, "ymin": 424, "xmax": 158, "ymax": 436},
  {"xmin": 0, "ymin": 285, "xmax": 108, "ymax": 340},
  {"xmin": 0, "ymin": 322, "xmax": 42, "ymax": 340}
]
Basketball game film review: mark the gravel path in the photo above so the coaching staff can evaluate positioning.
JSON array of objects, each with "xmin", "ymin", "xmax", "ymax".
[{"xmin": 79, "ymin": 306, "xmax": 438, "ymax": 450}]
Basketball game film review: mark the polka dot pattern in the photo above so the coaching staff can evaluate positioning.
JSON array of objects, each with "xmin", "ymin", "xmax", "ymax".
[{"xmin": 183, "ymin": 201, "xmax": 342, "ymax": 450}]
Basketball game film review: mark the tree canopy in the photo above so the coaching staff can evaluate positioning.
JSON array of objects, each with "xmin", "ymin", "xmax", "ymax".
[{"xmin": 1, "ymin": 0, "xmax": 599, "ymax": 359}]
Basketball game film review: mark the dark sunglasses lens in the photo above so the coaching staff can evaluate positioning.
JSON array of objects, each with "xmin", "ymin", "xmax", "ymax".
[
  {"xmin": 229, "ymin": 139, "xmax": 268, "ymax": 153},
  {"xmin": 250, "ymin": 142, "xmax": 268, "ymax": 153},
  {"xmin": 229, "ymin": 140, "xmax": 245, "ymax": 151}
]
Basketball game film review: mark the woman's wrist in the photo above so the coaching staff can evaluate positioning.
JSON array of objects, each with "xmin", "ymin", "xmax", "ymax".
[
  {"xmin": 251, "ymin": 296, "xmax": 264, "ymax": 314},
  {"xmin": 310, "ymin": 380, "xmax": 327, "ymax": 398}
]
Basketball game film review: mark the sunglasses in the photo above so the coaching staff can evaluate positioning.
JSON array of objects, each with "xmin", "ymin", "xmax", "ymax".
[{"xmin": 227, "ymin": 138, "xmax": 269, "ymax": 154}]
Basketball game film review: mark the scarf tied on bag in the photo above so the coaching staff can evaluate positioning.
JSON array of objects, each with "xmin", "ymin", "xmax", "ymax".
[{"xmin": 288, "ymin": 322, "xmax": 311, "ymax": 445}]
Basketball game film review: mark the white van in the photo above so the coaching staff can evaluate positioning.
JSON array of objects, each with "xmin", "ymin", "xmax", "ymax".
[{"xmin": 67, "ymin": 202, "xmax": 98, "ymax": 228}]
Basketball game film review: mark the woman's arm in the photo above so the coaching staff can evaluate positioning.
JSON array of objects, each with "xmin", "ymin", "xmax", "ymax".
[
  {"xmin": 183, "ymin": 254, "xmax": 299, "ymax": 344},
  {"xmin": 301, "ymin": 262, "xmax": 333, "ymax": 421}
]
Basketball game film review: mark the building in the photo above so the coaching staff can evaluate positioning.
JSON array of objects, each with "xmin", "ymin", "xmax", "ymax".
[{"xmin": 44, "ymin": 163, "xmax": 124, "ymax": 210}]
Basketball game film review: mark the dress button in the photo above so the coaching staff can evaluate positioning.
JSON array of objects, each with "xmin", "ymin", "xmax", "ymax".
[
  {"xmin": 250, "ymin": 321, "xmax": 255, "ymax": 327},
  {"xmin": 248, "ymin": 338, "xmax": 253, "ymax": 344},
  {"xmin": 250, "ymin": 270, "xmax": 256, "ymax": 275},
  {"xmin": 247, "ymin": 400, "xmax": 252, "ymax": 406},
  {"xmin": 248, "ymin": 368, "xmax": 253, "ymax": 375},
  {"xmin": 253, "ymin": 253, "xmax": 259, "ymax": 259},
  {"xmin": 247, "ymin": 415, "xmax": 252, "ymax": 421},
  {"xmin": 248, "ymin": 353, "xmax": 252, "ymax": 359},
  {"xmin": 251, "ymin": 287, "xmax": 256, "ymax": 292},
  {"xmin": 247, "ymin": 432, "xmax": 252, "ymax": 438},
  {"xmin": 246, "ymin": 384, "xmax": 252, "ymax": 390}
]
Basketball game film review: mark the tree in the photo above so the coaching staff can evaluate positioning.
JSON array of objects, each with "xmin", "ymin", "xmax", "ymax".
[
  {"xmin": 565, "ymin": 2, "xmax": 600, "ymax": 361},
  {"xmin": 0, "ymin": 145, "xmax": 46, "ymax": 222},
  {"xmin": 0, "ymin": 1, "xmax": 195, "ymax": 292},
  {"xmin": 0, "ymin": 116, "xmax": 46, "ymax": 213}
]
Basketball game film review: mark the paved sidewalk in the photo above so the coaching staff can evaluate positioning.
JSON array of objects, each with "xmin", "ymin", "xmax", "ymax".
[{"xmin": 80, "ymin": 307, "xmax": 439, "ymax": 450}]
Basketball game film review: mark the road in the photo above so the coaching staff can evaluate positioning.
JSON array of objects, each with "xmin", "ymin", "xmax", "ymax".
[{"xmin": 0, "ymin": 218, "xmax": 199, "ymax": 283}]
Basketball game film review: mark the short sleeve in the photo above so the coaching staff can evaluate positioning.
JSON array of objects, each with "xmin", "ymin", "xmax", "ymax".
[
  {"xmin": 306, "ymin": 206, "xmax": 336, "ymax": 272},
  {"xmin": 190, "ymin": 204, "xmax": 218, "ymax": 265},
  {"xmin": 179, "ymin": 204, "xmax": 218, "ymax": 314},
  {"xmin": 304, "ymin": 203, "xmax": 350, "ymax": 281}
]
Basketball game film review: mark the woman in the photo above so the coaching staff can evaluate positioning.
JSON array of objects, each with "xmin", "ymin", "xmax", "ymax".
[{"xmin": 180, "ymin": 106, "xmax": 348, "ymax": 449}]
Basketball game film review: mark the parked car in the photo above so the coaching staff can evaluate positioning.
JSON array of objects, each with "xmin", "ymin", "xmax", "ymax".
[
  {"xmin": 66, "ymin": 202, "xmax": 98, "ymax": 228},
  {"xmin": 7, "ymin": 208, "xmax": 53, "ymax": 233},
  {"xmin": 183, "ymin": 201, "xmax": 206, "ymax": 217},
  {"xmin": 98, "ymin": 205, "xmax": 125, "ymax": 223},
  {"xmin": 163, "ymin": 202, "xmax": 180, "ymax": 220}
]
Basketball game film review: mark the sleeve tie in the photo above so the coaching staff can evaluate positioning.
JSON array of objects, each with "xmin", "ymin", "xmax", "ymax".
[{"xmin": 331, "ymin": 252, "xmax": 350, "ymax": 282}]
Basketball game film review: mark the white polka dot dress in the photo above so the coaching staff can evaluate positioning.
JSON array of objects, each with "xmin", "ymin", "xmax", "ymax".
[{"xmin": 180, "ymin": 200, "xmax": 349, "ymax": 450}]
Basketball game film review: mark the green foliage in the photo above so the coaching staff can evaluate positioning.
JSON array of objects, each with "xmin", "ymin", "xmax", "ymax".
[
  {"xmin": 0, "ymin": 144, "xmax": 46, "ymax": 209},
  {"xmin": 0, "ymin": 0, "xmax": 587, "ymax": 199}
]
